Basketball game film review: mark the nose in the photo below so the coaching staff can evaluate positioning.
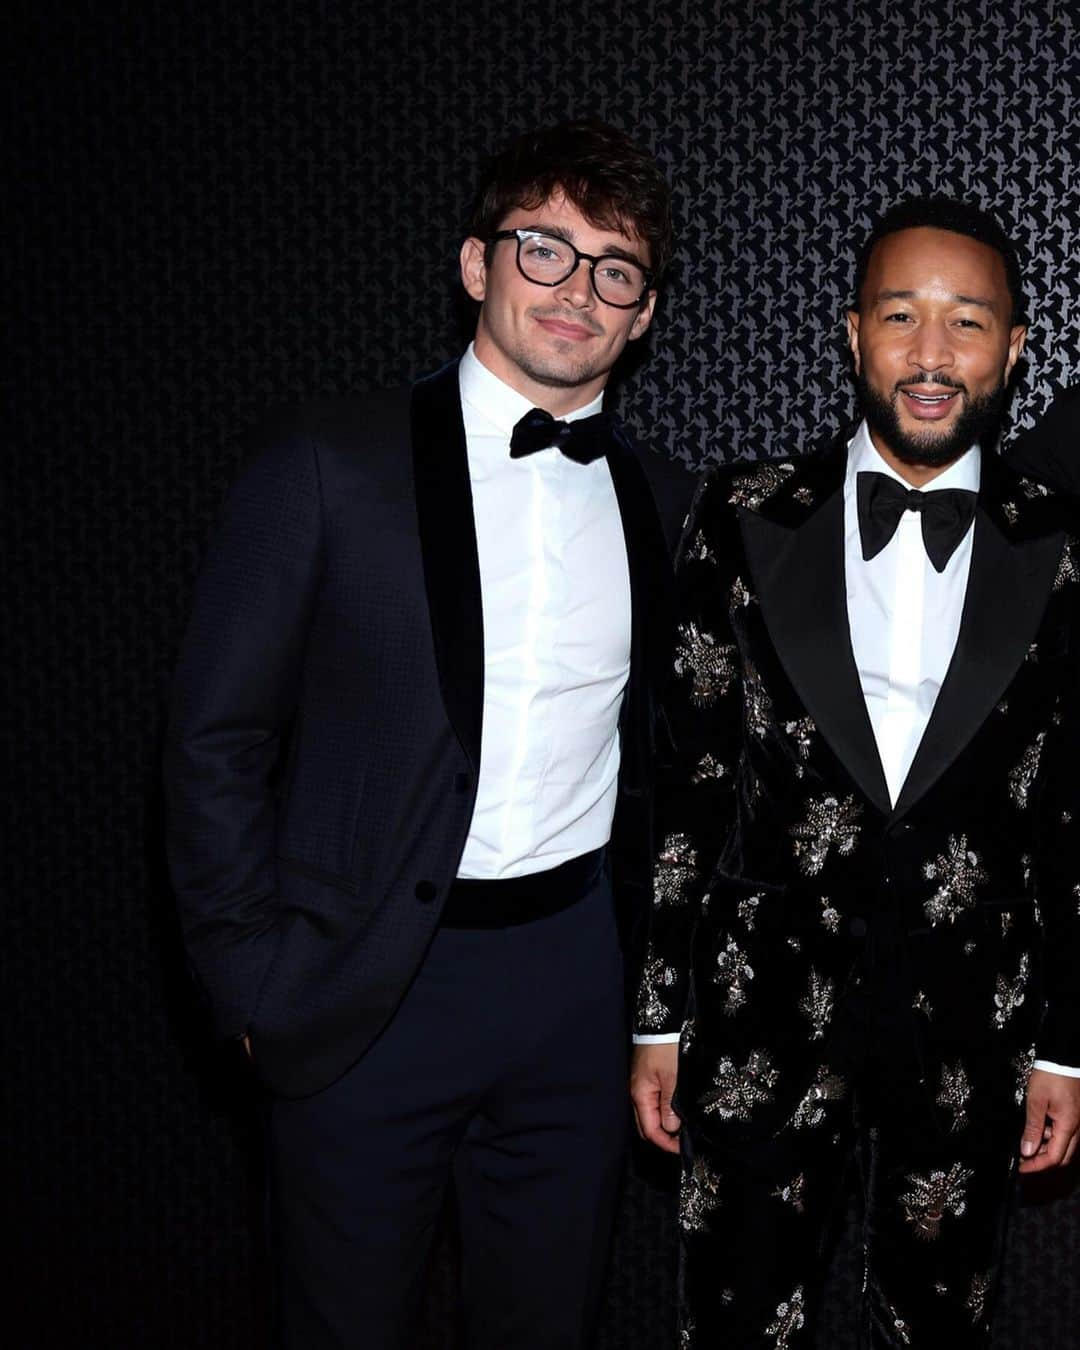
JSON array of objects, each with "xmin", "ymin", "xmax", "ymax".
[
  {"xmin": 553, "ymin": 256, "xmax": 595, "ymax": 309},
  {"xmin": 907, "ymin": 318, "xmax": 954, "ymax": 376}
]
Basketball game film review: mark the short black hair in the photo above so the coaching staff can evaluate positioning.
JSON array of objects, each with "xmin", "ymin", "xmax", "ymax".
[
  {"xmin": 852, "ymin": 195, "xmax": 1026, "ymax": 326},
  {"xmin": 466, "ymin": 119, "xmax": 673, "ymax": 282}
]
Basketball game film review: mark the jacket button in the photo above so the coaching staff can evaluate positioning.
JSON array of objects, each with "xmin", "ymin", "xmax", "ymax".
[
  {"xmin": 453, "ymin": 773, "xmax": 471, "ymax": 794},
  {"xmin": 415, "ymin": 881, "xmax": 437, "ymax": 903}
]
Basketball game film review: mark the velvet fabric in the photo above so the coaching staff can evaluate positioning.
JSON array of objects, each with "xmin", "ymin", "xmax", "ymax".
[{"xmin": 637, "ymin": 439, "xmax": 1080, "ymax": 1343}]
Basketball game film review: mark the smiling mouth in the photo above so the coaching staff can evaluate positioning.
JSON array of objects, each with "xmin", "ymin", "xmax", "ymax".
[
  {"xmin": 532, "ymin": 310, "xmax": 601, "ymax": 342},
  {"xmin": 903, "ymin": 390, "xmax": 959, "ymax": 404}
]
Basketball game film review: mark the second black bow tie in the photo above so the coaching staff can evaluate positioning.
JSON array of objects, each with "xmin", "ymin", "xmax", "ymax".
[
  {"xmin": 857, "ymin": 471, "xmax": 977, "ymax": 573},
  {"xmin": 509, "ymin": 407, "xmax": 615, "ymax": 465}
]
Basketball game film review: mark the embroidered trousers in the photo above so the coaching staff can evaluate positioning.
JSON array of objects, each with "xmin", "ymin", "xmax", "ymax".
[{"xmin": 679, "ymin": 922, "xmax": 1021, "ymax": 1349}]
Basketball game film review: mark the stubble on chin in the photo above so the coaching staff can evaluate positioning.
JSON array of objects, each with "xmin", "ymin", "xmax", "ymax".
[{"xmin": 512, "ymin": 343, "xmax": 607, "ymax": 391}]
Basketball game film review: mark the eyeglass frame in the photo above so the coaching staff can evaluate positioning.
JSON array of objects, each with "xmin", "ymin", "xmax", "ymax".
[{"xmin": 487, "ymin": 228, "xmax": 655, "ymax": 309}]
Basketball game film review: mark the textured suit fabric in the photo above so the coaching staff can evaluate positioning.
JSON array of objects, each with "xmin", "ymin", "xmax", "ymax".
[
  {"xmin": 165, "ymin": 357, "xmax": 693, "ymax": 1100},
  {"xmin": 637, "ymin": 441, "xmax": 1080, "ymax": 1343},
  {"xmin": 164, "ymin": 354, "xmax": 693, "ymax": 1343}
]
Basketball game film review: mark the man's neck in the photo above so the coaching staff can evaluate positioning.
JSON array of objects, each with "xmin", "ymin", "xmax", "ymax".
[
  {"xmin": 868, "ymin": 430, "xmax": 966, "ymax": 489},
  {"xmin": 470, "ymin": 340, "xmax": 606, "ymax": 418}
]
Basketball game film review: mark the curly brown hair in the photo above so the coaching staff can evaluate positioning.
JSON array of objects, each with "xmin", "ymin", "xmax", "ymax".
[{"xmin": 466, "ymin": 119, "xmax": 673, "ymax": 284}]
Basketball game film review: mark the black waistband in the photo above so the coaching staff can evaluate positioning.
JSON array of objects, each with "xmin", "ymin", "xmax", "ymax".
[{"xmin": 439, "ymin": 848, "xmax": 605, "ymax": 929}]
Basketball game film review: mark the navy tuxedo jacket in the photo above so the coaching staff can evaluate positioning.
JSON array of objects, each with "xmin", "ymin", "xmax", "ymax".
[{"xmin": 165, "ymin": 360, "xmax": 694, "ymax": 1097}]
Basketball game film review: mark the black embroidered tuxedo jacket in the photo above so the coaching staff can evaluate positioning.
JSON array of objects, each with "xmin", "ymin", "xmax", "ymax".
[
  {"xmin": 637, "ymin": 437, "xmax": 1080, "ymax": 1144},
  {"xmin": 165, "ymin": 360, "xmax": 693, "ymax": 1098}
]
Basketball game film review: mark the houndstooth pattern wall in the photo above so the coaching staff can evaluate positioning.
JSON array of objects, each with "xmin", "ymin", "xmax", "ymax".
[{"xmin": 6, "ymin": 2, "xmax": 1080, "ymax": 1346}]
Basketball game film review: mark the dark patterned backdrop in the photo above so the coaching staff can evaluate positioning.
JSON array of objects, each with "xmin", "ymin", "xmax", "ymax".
[{"xmin": 7, "ymin": 2, "xmax": 1080, "ymax": 1346}]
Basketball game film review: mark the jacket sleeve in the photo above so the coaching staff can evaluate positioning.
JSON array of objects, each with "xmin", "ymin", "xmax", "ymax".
[
  {"xmin": 634, "ymin": 472, "xmax": 744, "ymax": 1037},
  {"xmin": 163, "ymin": 423, "xmax": 325, "ymax": 1038},
  {"xmin": 1033, "ymin": 594, "xmax": 1080, "ymax": 1067}
]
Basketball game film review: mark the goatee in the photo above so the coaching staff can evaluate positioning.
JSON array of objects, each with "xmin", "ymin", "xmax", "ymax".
[{"xmin": 856, "ymin": 371, "xmax": 1007, "ymax": 468}]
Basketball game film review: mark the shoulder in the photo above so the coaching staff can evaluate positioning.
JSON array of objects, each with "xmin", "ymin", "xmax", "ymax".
[
  {"xmin": 1007, "ymin": 384, "xmax": 1080, "ymax": 497},
  {"xmin": 691, "ymin": 451, "xmax": 819, "ymax": 523},
  {"xmin": 985, "ymin": 452, "xmax": 1080, "ymax": 540},
  {"xmin": 236, "ymin": 386, "xmax": 414, "ymax": 488},
  {"xmin": 612, "ymin": 422, "xmax": 695, "ymax": 550},
  {"xmin": 253, "ymin": 387, "xmax": 412, "ymax": 452}
]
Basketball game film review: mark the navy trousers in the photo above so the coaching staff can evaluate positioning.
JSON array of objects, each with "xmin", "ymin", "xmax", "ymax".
[{"xmin": 266, "ymin": 871, "xmax": 628, "ymax": 1349}]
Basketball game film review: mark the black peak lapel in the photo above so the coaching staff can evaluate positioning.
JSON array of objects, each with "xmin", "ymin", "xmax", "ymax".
[
  {"xmin": 892, "ymin": 458, "xmax": 1065, "ymax": 819},
  {"xmin": 738, "ymin": 445, "xmax": 892, "ymax": 816},
  {"xmin": 412, "ymin": 361, "xmax": 484, "ymax": 770}
]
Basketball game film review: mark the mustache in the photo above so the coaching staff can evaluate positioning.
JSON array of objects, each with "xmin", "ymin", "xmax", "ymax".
[{"xmin": 894, "ymin": 370, "xmax": 967, "ymax": 393}]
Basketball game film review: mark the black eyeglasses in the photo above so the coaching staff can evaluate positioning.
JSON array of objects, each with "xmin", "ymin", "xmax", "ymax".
[{"xmin": 488, "ymin": 229, "xmax": 653, "ymax": 309}]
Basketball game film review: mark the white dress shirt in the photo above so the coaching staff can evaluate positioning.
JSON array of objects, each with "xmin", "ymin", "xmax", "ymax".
[
  {"xmin": 639, "ymin": 425, "xmax": 1079, "ymax": 1075},
  {"xmin": 844, "ymin": 420, "xmax": 977, "ymax": 807},
  {"xmin": 456, "ymin": 344, "xmax": 631, "ymax": 880}
]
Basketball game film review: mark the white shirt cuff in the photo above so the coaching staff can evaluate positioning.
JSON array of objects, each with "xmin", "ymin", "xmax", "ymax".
[
  {"xmin": 1032, "ymin": 1059, "xmax": 1080, "ymax": 1078},
  {"xmin": 632, "ymin": 1033, "xmax": 681, "ymax": 1044}
]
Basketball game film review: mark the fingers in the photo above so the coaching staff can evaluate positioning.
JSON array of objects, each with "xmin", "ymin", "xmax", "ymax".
[
  {"xmin": 660, "ymin": 1087, "xmax": 681, "ymax": 1136},
  {"xmin": 1018, "ymin": 1072, "xmax": 1080, "ymax": 1173},
  {"xmin": 1019, "ymin": 1082, "xmax": 1049, "ymax": 1162},
  {"xmin": 630, "ymin": 1045, "xmax": 682, "ymax": 1155},
  {"xmin": 630, "ymin": 1078, "xmax": 681, "ymax": 1153}
]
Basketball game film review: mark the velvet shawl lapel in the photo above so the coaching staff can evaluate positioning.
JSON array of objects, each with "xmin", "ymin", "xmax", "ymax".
[
  {"xmin": 409, "ymin": 363, "xmax": 672, "ymax": 787},
  {"xmin": 607, "ymin": 430, "xmax": 674, "ymax": 794},
  {"xmin": 411, "ymin": 360, "xmax": 484, "ymax": 771}
]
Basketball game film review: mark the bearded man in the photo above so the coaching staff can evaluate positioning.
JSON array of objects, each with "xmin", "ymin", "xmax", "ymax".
[{"xmin": 632, "ymin": 196, "xmax": 1080, "ymax": 1347}]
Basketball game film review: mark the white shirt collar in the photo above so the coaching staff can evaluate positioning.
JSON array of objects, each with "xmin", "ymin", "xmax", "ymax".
[
  {"xmin": 846, "ymin": 418, "xmax": 981, "ymax": 495},
  {"xmin": 459, "ymin": 342, "xmax": 604, "ymax": 439}
]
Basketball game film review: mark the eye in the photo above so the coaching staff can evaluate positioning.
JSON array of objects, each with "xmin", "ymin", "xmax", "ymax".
[
  {"xmin": 954, "ymin": 317, "xmax": 984, "ymax": 330},
  {"xmin": 883, "ymin": 311, "xmax": 913, "ymax": 324}
]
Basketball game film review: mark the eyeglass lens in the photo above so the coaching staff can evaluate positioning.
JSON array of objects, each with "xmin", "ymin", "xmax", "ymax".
[{"xmin": 515, "ymin": 231, "xmax": 646, "ymax": 306}]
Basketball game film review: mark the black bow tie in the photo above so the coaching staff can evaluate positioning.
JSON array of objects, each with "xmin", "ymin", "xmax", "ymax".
[
  {"xmin": 857, "ymin": 471, "xmax": 977, "ymax": 573},
  {"xmin": 509, "ymin": 407, "xmax": 616, "ymax": 465}
]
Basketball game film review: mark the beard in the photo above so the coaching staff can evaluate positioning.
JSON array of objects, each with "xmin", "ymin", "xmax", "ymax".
[{"xmin": 856, "ymin": 370, "xmax": 1007, "ymax": 468}]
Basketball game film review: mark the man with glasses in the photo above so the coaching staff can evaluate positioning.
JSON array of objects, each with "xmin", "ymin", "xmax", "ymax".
[{"xmin": 165, "ymin": 119, "xmax": 692, "ymax": 1349}]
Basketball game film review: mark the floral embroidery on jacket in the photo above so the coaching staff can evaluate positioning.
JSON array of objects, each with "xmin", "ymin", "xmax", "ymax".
[
  {"xmin": 700, "ymin": 1050, "xmax": 779, "ymax": 1121},
  {"xmin": 922, "ymin": 835, "xmax": 988, "ymax": 925},
  {"xmin": 673, "ymin": 622, "xmax": 738, "ymax": 707},
  {"xmin": 789, "ymin": 795, "xmax": 862, "ymax": 876},
  {"xmin": 900, "ymin": 1162, "xmax": 974, "ymax": 1241}
]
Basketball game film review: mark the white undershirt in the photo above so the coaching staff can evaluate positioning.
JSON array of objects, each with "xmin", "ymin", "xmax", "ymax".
[
  {"xmin": 844, "ymin": 420, "xmax": 977, "ymax": 807},
  {"xmin": 639, "ymin": 424, "xmax": 1078, "ymax": 1075},
  {"xmin": 456, "ymin": 344, "xmax": 632, "ymax": 880}
]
